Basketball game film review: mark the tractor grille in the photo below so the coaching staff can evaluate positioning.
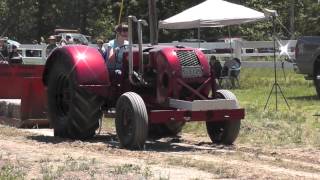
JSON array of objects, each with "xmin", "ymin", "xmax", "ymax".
[{"xmin": 176, "ymin": 50, "xmax": 203, "ymax": 78}]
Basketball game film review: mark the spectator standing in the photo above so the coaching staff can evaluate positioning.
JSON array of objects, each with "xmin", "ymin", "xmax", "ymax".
[
  {"xmin": 8, "ymin": 44, "xmax": 22, "ymax": 63},
  {"xmin": 96, "ymin": 39, "xmax": 105, "ymax": 56},
  {"xmin": 0, "ymin": 37, "xmax": 9, "ymax": 60},
  {"xmin": 209, "ymin": 55, "xmax": 222, "ymax": 79},
  {"xmin": 46, "ymin": 36, "xmax": 58, "ymax": 56}
]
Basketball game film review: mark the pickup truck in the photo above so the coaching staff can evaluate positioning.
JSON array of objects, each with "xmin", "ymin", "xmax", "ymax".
[{"xmin": 294, "ymin": 36, "xmax": 320, "ymax": 98}]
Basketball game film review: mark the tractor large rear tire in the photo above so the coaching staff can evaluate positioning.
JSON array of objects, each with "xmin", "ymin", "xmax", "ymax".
[
  {"xmin": 47, "ymin": 57, "xmax": 103, "ymax": 139},
  {"xmin": 115, "ymin": 92, "xmax": 148, "ymax": 149},
  {"xmin": 149, "ymin": 121, "xmax": 185, "ymax": 139},
  {"xmin": 206, "ymin": 90, "xmax": 241, "ymax": 145}
]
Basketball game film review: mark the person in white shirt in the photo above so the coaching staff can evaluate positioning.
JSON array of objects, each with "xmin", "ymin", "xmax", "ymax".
[{"xmin": 104, "ymin": 24, "xmax": 129, "ymax": 74}]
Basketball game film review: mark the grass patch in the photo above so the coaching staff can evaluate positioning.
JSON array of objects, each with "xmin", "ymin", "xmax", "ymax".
[
  {"xmin": 40, "ymin": 156, "xmax": 97, "ymax": 180},
  {"xmin": 109, "ymin": 163, "xmax": 141, "ymax": 175},
  {"xmin": 166, "ymin": 157, "xmax": 237, "ymax": 178},
  {"xmin": 0, "ymin": 125, "xmax": 32, "ymax": 138},
  {"xmin": 0, "ymin": 163, "xmax": 25, "ymax": 180},
  {"xmin": 109, "ymin": 163, "xmax": 153, "ymax": 179},
  {"xmin": 184, "ymin": 67, "xmax": 320, "ymax": 147}
]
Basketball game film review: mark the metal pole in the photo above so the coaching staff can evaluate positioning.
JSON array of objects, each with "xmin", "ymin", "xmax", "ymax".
[
  {"xmin": 148, "ymin": 0, "xmax": 158, "ymax": 45},
  {"xmin": 272, "ymin": 16, "xmax": 278, "ymax": 111},
  {"xmin": 228, "ymin": 26, "xmax": 233, "ymax": 57},
  {"xmin": 128, "ymin": 16, "xmax": 136, "ymax": 81},
  {"xmin": 289, "ymin": 0, "xmax": 295, "ymax": 39},
  {"xmin": 198, "ymin": 27, "xmax": 200, "ymax": 48},
  {"xmin": 264, "ymin": 12, "xmax": 290, "ymax": 111}
]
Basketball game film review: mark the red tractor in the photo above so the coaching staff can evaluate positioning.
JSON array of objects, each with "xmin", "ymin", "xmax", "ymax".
[{"xmin": 42, "ymin": 16, "xmax": 244, "ymax": 149}]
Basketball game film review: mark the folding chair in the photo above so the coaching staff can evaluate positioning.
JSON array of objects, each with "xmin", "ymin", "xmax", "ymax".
[{"xmin": 218, "ymin": 58, "xmax": 241, "ymax": 89}]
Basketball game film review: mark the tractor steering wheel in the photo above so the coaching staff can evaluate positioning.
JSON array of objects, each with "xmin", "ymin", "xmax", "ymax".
[{"xmin": 118, "ymin": 44, "xmax": 129, "ymax": 51}]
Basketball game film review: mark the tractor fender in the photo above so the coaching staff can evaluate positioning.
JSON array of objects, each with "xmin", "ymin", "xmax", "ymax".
[{"xmin": 42, "ymin": 45, "xmax": 110, "ymax": 96}]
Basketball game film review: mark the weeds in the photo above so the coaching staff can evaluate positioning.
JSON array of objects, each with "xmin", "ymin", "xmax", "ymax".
[
  {"xmin": 166, "ymin": 157, "xmax": 237, "ymax": 178},
  {"xmin": 40, "ymin": 156, "xmax": 97, "ymax": 180},
  {"xmin": 110, "ymin": 163, "xmax": 141, "ymax": 175},
  {"xmin": 0, "ymin": 163, "xmax": 25, "ymax": 180},
  {"xmin": 109, "ymin": 163, "xmax": 153, "ymax": 179}
]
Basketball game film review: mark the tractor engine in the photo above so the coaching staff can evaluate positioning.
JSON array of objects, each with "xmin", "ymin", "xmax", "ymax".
[
  {"xmin": 123, "ymin": 16, "xmax": 214, "ymax": 105},
  {"xmin": 148, "ymin": 46, "xmax": 212, "ymax": 104}
]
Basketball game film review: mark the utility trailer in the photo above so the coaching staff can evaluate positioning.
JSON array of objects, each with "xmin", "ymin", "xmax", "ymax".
[{"xmin": 0, "ymin": 64, "xmax": 47, "ymax": 127}]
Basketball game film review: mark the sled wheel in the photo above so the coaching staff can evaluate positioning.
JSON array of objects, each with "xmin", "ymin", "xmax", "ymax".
[
  {"xmin": 206, "ymin": 89, "xmax": 241, "ymax": 145},
  {"xmin": 115, "ymin": 92, "xmax": 148, "ymax": 149},
  {"xmin": 47, "ymin": 55, "xmax": 103, "ymax": 139},
  {"xmin": 149, "ymin": 121, "xmax": 185, "ymax": 139}
]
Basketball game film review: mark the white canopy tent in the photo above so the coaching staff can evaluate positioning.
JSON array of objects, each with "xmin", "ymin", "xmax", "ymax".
[
  {"xmin": 159, "ymin": 0, "xmax": 266, "ymax": 29},
  {"xmin": 158, "ymin": 0, "xmax": 267, "ymax": 59}
]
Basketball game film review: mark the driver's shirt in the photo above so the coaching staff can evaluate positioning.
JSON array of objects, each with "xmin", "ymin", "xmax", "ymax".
[{"xmin": 105, "ymin": 39, "xmax": 129, "ymax": 70}]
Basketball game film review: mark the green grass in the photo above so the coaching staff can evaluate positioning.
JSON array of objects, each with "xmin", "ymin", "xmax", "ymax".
[
  {"xmin": 184, "ymin": 67, "xmax": 320, "ymax": 147},
  {"xmin": 40, "ymin": 156, "xmax": 97, "ymax": 180},
  {"xmin": 109, "ymin": 164, "xmax": 153, "ymax": 179},
  {"xmin": 0, "ymin": 163, "xmax": 25, "ymax": 180}
]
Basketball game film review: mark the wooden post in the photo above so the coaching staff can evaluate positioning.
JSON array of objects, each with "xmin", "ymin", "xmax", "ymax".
[{"xmin": 234, "ymin": 40, "xmax": 242, "ymax": 61}]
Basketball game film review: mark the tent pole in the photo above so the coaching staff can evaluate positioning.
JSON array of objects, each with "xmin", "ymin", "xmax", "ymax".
[
  {"xmin": 228, "ymin": 26, "xmax": 233, "ymax": 58},
  {"xmin": 198, "ymin": 27, "xmax": 200, "ymax": 48}
]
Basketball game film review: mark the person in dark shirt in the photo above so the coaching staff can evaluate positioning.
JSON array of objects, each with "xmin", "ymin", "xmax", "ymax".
[
  {"xmin": 96, "ymin": 39, "xmax": 105, "ymax": 56},
  {"xmin": 0, "ymin": 37, "xmax": 9, "ymax": 61},
  {"xmin": 46, "ymin": 36, "xmax": 58, "ymax": 56},
  {"xmin": 8, "ymin": 44, "xmax": 22, "ymax": 64},
  {"xmin": 209, "ymin": 55, "xmax": 222, "ymax": 79}
]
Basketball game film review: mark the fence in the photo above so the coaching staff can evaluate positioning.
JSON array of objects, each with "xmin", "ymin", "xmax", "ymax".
[
  {"xmin": 17, "ymin": 40, "xmax": 297, "ymax": 65},
  {"xmin": 159, "ymin": 40, "xmax": 297, "ymax": 60}
]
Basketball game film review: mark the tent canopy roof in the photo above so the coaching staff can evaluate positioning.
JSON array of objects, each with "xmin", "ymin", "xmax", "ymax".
[{"xmin": 159, "ymin": 0, "xmax": 266, "ymax": 29}]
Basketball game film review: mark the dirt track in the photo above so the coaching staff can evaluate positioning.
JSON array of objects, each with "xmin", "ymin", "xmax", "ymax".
[{"xmin": 0, "ymin": 125, "xmax": 320, "ymax": 179}]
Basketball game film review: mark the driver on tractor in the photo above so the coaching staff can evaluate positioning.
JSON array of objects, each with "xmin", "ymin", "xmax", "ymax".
[{"xmin": 104, "ymin": 24, "xmax": 129, "ymax": 76}]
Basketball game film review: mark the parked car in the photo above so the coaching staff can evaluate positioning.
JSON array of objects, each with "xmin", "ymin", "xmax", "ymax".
[
  {"xmin": 53, "ymin": 29, "xmax": 91, "ymax": 45},
  {"xmin": 294, "ymin": 36, "xmax": 320, "ymax": 98}
]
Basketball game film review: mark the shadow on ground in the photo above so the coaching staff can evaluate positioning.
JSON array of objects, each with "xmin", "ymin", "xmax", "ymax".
[
  {"xmin": 287, "ymin": 95, "xmax": 318, "ymax": 100},
  {"xmin": 26, "ymin": 133, "xmax": 235, "ymax": 153}
]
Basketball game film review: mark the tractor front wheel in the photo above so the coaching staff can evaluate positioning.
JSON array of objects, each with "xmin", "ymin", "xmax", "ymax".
[
  {"xmin": 206, "ymin": 90, "xmax": 241, "ymax": 145},
  {"xmin": 47, "ymin": 56, "xmax": 103, "ymax": 139},
  {"xmin": 115, "ymin": 92, "xmax": 148, "ymax": 149}
]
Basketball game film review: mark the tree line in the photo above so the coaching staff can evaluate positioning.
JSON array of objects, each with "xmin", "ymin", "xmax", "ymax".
[{"xmin": 0, "ymin": 0, "xmax": 319, "ymax": 43}]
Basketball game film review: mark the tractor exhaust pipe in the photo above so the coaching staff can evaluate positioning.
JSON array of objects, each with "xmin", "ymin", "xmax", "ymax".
[
  {"xmin": 128, "ymin": 15, "xmax": 137, "ymax": 85},
  {"xmin": 128, "ymin": 16, "xmax": 148, "ymax": 86},
  {"xmin": 137, "ymin": 19, "xmax": 148, "ymax": 75}
]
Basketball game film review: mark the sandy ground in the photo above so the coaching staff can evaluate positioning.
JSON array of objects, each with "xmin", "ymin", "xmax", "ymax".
[{"xmin": 0, "ymin": 125, "xmax": 320, "ymax": 180}]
